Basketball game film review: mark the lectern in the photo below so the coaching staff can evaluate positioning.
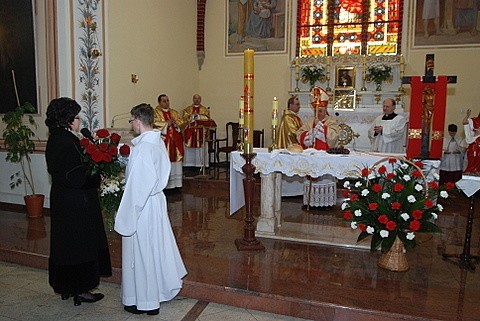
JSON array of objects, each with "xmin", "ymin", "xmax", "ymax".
[{"xmin": 190, "ymin": 119, "xmax": 217, "ymax": 178}]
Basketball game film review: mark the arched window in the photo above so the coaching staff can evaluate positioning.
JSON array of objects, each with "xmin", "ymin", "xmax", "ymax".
[{"xmin": 296, "ymin": 0, "xmax": 403, "ymax": 57}]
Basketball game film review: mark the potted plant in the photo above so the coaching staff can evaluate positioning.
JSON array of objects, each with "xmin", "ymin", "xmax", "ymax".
[{"xmin": 2, "ymin": 102, "xmax": 44, "ymax": 218}]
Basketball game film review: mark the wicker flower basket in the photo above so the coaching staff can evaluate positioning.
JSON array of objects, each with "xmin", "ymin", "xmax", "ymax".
[{"xmin": 377, "ymin": 237, "xmax": 409, "ymax": 272}]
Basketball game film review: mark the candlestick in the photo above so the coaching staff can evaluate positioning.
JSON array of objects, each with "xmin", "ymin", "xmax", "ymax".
[
  {"xmin": 272, "ymin": 97, "xmax": 279, "ymax": 127},
  {"xmin": 295, "ymin": 57, "xmax": 300, "ymax": 80},
  {"xmin": 243, "ymin": 49, "xmax": 254, "ymax": 154},
  {"xmin": 239, "ymin": 96, "xmax": 244, "ymax": 127}
]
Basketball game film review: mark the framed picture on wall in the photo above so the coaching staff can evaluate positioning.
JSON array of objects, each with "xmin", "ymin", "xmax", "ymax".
[
  {"xmin": 412, "ymin": 0, "xmax": 480, "ymax": 48},
  {"xmin": 333, "ymin": 89, "xmax": 356, "ymax": 111},
  {"xmin": 225, "ymin": 0, "xmax": 289, "ymax": 55},
  {"xmin": 335, "ymin": 66, "xmax": 355, "ymax": 88}
]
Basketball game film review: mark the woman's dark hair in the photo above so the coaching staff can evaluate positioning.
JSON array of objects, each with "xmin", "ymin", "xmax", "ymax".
[
  {"xmin": 45, "ymin": 97, "xmax": 81, "ymax": 130},
  {"xmin": 131, "ymin": 103, "xmax": 154, "ymax": 126}
]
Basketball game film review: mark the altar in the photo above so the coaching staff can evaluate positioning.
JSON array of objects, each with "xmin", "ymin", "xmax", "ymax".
[{"xmin": 230, "ymin": 149, "xmax": 408, "ymax": 248}]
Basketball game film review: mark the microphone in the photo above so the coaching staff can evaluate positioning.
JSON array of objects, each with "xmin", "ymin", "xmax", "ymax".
[
  {"xmin": 111, "ymin": 112, "xmax": 131, "ymax": 128},
  {"xmin": 80, "ymin": 128, "xmax": 95, "ymax": 142}
]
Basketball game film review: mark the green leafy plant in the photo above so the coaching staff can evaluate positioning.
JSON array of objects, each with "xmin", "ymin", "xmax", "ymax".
[
  {"xmin": 366, "ymin": 63, "xmax": 392, "ymax": 85},
  {"xmin": 301, "ymin": 65, "xmax": 325, "ymax": 87},
  {"xmin": 341, "ymin": 157, "xmax": 454, "ymax": 252},
  {"xmin": 2, "ymin": 102, "xmax": 38, "ymax": 195}
]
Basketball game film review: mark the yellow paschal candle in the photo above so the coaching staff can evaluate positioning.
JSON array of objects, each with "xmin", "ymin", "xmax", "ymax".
[
  {"xmin": 243, "ymin": 49, "xmax": 254, "ymax": 154},
  {"xmin": 272, "ymin": 97, "xmax": 278, "ymax": 126}
]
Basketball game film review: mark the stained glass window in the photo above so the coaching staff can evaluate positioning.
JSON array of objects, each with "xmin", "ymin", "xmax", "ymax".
[{"xmin": 296, "ymin": 0, "xmax": 403, "ymax": 57}]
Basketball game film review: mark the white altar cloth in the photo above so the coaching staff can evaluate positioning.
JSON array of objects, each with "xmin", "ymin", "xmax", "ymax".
[{"xmin": 229, "ymin": 148, "xmax": 404, "ymax": 215}]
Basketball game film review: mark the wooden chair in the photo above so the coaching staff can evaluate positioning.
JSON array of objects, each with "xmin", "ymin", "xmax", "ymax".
[
  {"xmin": 207, "ymin": 129, "xmax": 216, "ymax": 165},
  {"xmin": 253, "ymin": 129, "xmax": 265, "ymax": 148},
  {"xmin": 215, "ymin": 122, "xmax": 240, "ymax": 163}
]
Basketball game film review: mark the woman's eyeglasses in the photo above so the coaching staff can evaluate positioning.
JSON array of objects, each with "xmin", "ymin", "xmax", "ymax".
[{"xmin": 128, "ymin": 119, "xmax": 135, "ymax": 124}]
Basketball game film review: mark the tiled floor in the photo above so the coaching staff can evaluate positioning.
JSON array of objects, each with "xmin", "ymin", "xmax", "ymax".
[
  {"xmin": 0, "ymin": 261, "xmax": 309, "ymax": 321},
  {"xmin": 1, "ymin": 166, "xmax": 480, "ymax": 320}
]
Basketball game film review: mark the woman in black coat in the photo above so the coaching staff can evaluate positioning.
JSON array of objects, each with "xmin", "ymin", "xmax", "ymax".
[{"xmin": 45, "ymin": 97, "xmax": 111, "ymax": 306}]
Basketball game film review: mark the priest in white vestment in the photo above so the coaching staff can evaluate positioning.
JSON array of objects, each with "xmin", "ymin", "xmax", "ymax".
[
  {"xmin": 368, "ymin": 98, "xmax": 407, "ymax": 153},
  {"xmin": 115, "ymin": 103, "xmax": 187, "ymax": 315}
]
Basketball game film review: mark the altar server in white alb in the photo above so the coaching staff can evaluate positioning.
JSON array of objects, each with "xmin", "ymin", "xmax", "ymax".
[
  {"xmin": 368, "ymin": 98, "xmax": 407, "ymax": 153},
  {"xmin": 115, "ymin": 103, "xmax": 187, "ymax": 316}
]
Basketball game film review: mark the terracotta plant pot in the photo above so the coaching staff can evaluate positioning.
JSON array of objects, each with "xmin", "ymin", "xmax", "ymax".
[
  {"xmin": 377, "ymin": 237, "xmax": 409, "ymax": 272},
  {"xmin": 24, "ymin": 194, "xmax": 45, "ymax": 218}
]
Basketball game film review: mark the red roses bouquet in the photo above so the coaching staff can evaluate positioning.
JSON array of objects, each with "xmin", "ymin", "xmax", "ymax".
[
  {"xmin": 341, "ymin": 157, "xmax": 454, "ymax": 252},
  {"xmin": 80, "ymin": 128, "xmax": 131, "ymax": 229},
  {"xmin": 80, "ymin": 128, "xmax": 130, "ymax": 178}
]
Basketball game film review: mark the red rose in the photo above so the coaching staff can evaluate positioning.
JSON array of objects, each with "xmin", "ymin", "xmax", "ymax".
[
  {"xmin": 102, "ymin": 153, "xmax": 113, "ymax": 162},
  {"xmin": 98, "ymin": 142, "xmax": 109, "ymax": 152},
  {"xmin": 91, "ymin": 150, "xmax": 104, "ymax": 163},
  {"xmin": 378, "ymin": 214, "xmax": 389, "ymax": 224},
  {"xmin": 343, "ymin": 210, "xmax": 353, "ymax": 220},
  {"xmin": 393, "ymin": 183, "xmax": 404, "ymax": 192},
  {"xmin": 386, "ymin": 173, "xmax": 395, "ymax": 179},
  {"xmin": 414, "ymin": 161, "xmax": 424, "ymax": 169},
  {"xmin": 412, "ymin": 170, "xmax": 422, "ymax": 178},
  {"xmin": 358, "ymin": 223, "xmax": 367, "ymax": 232},
  {"xmin": 391, "ymin": 202, "xmax": 401, "ymax": 210},
  {"xmin": 386, "ymin": 221, "xmax": 397, "ymax": 231},
  {"xmin": 445, "ymin": 182, "xmax": 455, "ymax": 190},
  {"xmin": 372, "ymin": 184, "xmax": 382, "ymax": 192},
  {"xmin": 361, "ymin": 168, "xmax": 369, "ymax": 176},
  {"xmin": 429, "ymin": 181, "xmax": 439, "ymax": 189},
  {"xmin": 350, "ymin": 193, "xmax": 359, "ymax": 201},
  {"xmin": 79, "ymin": 138, "xmax": 90, "ymax": 147},
  {"xmin": 378, "ymin": 165, "xmax": 387, "ymax": 174},
  {"xmin": 85, "ymin": 144, "xmax": 97, "ymax": 155},
  {"xmin": 368, "ymin": 203, "xmax": 378, "ymax": 211},
  {"xmin": 110, "ymin": 133, "xmax": 121, "ymax": 143},
  {"xmin": 96, "ymin": 129, "xmax": 110, "ymax": 138},
  {"xmin": 424, "ymin": 199, "xmax": 433, "ymax": 208},
  {"xmin": 410, "ymin": 220, "xmax": 421, "ymax": 231},
  {"xmin": 412, "ymin": 209, "xmax": 423, "ymax": 220},
  {"xmin": 119, "ymin": 144, "xmax": 130, "ymax": 157},
  {"xmin": 388, "ymin": 158, "xmax": 397, "ymax": 163},
  {"xmin": 108, "ymin": 145, "xmax": 118, "ymax": 156}
]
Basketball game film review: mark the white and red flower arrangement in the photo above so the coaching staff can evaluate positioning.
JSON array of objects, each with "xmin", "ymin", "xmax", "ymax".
[
  {"xmin": 341, "ymin": 157, "xmax": 455, "ymax": 252},
  {"xmin": 80, "ymin": 128, "xmax": 131, "ymax": 227}
]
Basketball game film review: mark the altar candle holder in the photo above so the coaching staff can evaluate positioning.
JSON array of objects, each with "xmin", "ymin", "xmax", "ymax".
[{"xmin": 294, "ymin": 57, "xmax": 300, "ymax": 92}]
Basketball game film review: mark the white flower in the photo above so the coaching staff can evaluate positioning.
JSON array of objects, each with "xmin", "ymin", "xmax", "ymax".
[
  {"xmin": 440, "ymin": 191, "xmax": 448, "ymax": 198},
  {"xmin": 341, "ymin": 202, "xmax": 349, "ymax": 210},
  {"xmin": 406, "ymin": 232, "xmax": 415, "ymax": 240},
  {"xmin": 366, "ymin": 226, "xmax": 375, "ymax": 234},
  {"xmin": 381, "ymin": 192, "xmax": 391, "ymax": 199},
  {"xmin": 407, "ymin": 195, "xmax": 416, "ymax": 203},
  {"xmin": 403, "ymin": 175, "xmax": 411, "ymax": 181},
  {"xmin": 415, "ymin": 184, "xmax": 423, "ymax": 191},
  {"xmin": 361, "ymin": 189, "xmax": 369, "ymax": 196},
  {"xmin": 343, "ymin": 181, "xmax": 350, "ymax": 188},
  {"xmin": 400, "ymin": 213, "xmax": 410, "ymax": 221},
  {"xmin": 400, "ymin": 163, "xmax": 409, "ymax": 169},
  {"xmin": 355, "ymin": 181, "xmax": 362, "ymax": 188},
  {"xmin": 380, "ymin": 230, "xmax": 389, "ymax": 238},
  {"xmin": 437, "ymin": 204, "xmax": 444, "ymax": 212},
  {"xmin": 354, "ymin": 209, "xmax": 362, "ymax": 217},
  {"xmin": 351, "ymin": 221, "xmax": 358, "ymax": 229},
  {"xmin": 431, "ymin": 212, "xmax": 438, "ymax": 219},
  {"xmin": 368, "ymin": 173, "xmax": 376, "ymax": 180},
  {"xmin": 433, "ymin": 173, "xmax": 440, "ymax": 180}
]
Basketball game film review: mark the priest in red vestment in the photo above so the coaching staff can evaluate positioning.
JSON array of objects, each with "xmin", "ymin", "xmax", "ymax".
[
  {"xmin": 153, "ymin": 94, "xmax": 186, "ymax": 189},
  {"xmin": 181, "ymin": 94, "xmax": 212, "ymax": 167}
]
